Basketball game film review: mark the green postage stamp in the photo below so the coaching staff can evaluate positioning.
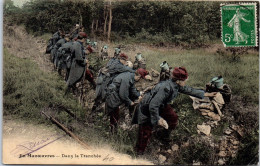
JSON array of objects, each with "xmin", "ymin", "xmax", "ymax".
[{"xmin": 221, "ymin": 3, "xmax": 257, "ymax": 47}]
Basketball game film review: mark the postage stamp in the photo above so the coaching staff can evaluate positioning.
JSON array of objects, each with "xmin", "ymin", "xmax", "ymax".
[{"xmin": 221, "ymin": 3, "xmax": 257, "ymax": 47}]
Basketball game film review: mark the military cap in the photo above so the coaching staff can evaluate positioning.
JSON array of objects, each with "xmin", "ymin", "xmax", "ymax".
[
  {"xmin": 172, "ymin": 67, "xmax": 188, "ymax": 81},
  {"xmin": 119, "ymin": 53, "xmax": 128, "ymax": 60}
]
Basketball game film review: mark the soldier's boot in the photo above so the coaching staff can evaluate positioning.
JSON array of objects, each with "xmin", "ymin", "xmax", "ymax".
[
  {"xmin": 91, "ymin": 98, "xmax": 99, "ymax": 113},
  {"xmin": 109, "ymin": 108, "xmax": 119, "ymax": 134},
  {"xmin": 110, "ymin": 124, "xmax": 118, "ymax": 135},
  {"xmin": 160, "ymin": 129, "xmax": 172, "ymax": 149},
  {"xmin": 91, "ymin": 81, "xmax": 96, "ymax": 89},
  {"xmin": 155, "ymin": 129, "xmax": 172, "ymax": 148},
  {"xmin": 91, "ymin": 105, "xmax": 97, "ymax": 113},
  {"xmin": 134, "ymin": 146, "xmax": 144, "ymax": 156},
  {"xmin": 58, "ymin": 69, "xmax": 62, "ymax": 76}
]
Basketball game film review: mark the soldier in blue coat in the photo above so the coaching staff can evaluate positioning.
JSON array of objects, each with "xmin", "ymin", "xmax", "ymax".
[
  {"xmin": 106, "ymin": 71, "xmax": 141, "ymax": 133},
  {"xmin": 46, "ymin": 28, "xmax": 63, "ymax": 54},
  {"xmin": 52, "ymin": 28, "xmax": 63, "ymax": 44},
  {"xmin": 66, "ymin": 32, "xmax": 87, "ymax": 94},
  {"xmin": 132, "ymin": 67, "xmax": 217, "ymax": 154},
  {"xmin": 56, "ymin": 34, "xmax": 73, "ymax": 78},
  {"xmin": 54, "ymin": 37, "xmax": 67, "ymax": 68},
  {"xmin": 70, "ymin": 24, "xmax": 80, "ymax": 40},
  {"xmin": 92, "ymin": 53, "xmax": 135, "ymax": 112}
]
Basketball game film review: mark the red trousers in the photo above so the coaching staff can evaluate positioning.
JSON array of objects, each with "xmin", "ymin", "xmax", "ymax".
[
  {"xmin": 85, "ymin": 69, "xmax": 96, "ymax": 88},
  {"xmin": 136, "ymin": 104, "xmax": 178, "ymax": 153},
  {"xmin": 109, "ymin": 107, "xmax": 120, "ymax": 128},
  {"xmin": 85, "ymin": 69, "xmax": 94, "ymax": 83}
]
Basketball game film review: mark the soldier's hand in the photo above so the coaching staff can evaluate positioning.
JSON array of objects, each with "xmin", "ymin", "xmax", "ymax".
[
  {"xmin": 130, "ymin": 102, "xmax": 135, "ymax": 106},
  {"xmin": 158, "ymin": 118, "xmax": 168, "ymax": 129},
  {"xmin": 137, "ymin": 96, "xmax": 143, "ymax": 103},
  {"xmin": 204, "ymin": 92, "xmax": 217, "ymax": 97}
]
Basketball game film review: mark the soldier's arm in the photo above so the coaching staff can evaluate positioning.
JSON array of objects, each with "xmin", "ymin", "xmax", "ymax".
[
  {"xmin": 129, "ymin": 84, "xmax": 140, "ymax": 100},
  {"xmin": 179, "ymin": 86, "xmax": 205, "ymax": 99},
  {"xmin": 118, "ymin": 78, "xmax": 133, "ymax": 106},
  {"xmin": 114, "ymin": 64, "xmax": 135, "ymax": 73},
  {"xmin": 74, "ymin": 43, "xmax": 85, "ymax": 62},
  {"xmin": 149, "ymin": 87, "xmax": 169, "ymax": 126}
]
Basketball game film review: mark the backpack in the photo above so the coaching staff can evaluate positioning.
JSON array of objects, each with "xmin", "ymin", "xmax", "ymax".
[
  {"xmin": 45, "ymin": 39, "xmax": 53, "ymax": 54},
  {"xmin": 206, "ymin": 83, "xmax": 232, "ymax": 103}
]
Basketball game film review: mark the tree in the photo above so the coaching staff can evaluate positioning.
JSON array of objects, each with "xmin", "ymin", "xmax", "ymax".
[{"xmin": 107, "ymin": 1, "xmax": 112, "ymax": 42}]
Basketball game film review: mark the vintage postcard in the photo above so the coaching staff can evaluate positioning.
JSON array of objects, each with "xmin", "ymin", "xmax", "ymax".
[{"xmin": 2, "ymin": 0, "xmax": 259, "ymax": 165}]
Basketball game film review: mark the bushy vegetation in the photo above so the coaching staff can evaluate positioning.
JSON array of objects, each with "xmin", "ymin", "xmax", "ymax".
[
  {"xmin": 5, "ymin": 0, "xmax": 221, "ymax": 47},
  {"xmin": 3, "ymin": 47, "xmax": 137, "ymax": 156}
]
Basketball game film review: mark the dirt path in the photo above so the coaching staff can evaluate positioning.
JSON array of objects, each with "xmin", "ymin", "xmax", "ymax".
[
  {"xmin": 3, "ymin": 23, "xmax": 53, "ymax": 73},
  {"xmin": 3, "ymin": 118, "xmax": 153, "ymax": 165}
]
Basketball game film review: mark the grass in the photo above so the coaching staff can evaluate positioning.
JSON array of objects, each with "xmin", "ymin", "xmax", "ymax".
[
  {"xmin": 3, "ymin": 48, "xmax": 137, "ymax": 157},
  {"xmin": 144, "ymin": 49, "xmax": 259, "ymax": 104},
  {"xmin": 40, "ymin": 33, "xmax": 52, "ymax": 42},
  {"xmin": 3, "ymin": 37, "xmax": 259, "ymax": 165},
  {"xmin": 3, "ymin": 48, "xmax": 83, "ymax": 123}
]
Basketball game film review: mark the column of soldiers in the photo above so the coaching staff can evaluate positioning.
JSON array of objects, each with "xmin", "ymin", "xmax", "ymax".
[
  {"xmin": 46, "ymin": 25, "xmax": 231, "ymax": 156},
  {"xmin": 46, "ymin": 25, "xmax": 95, "ymax": 96}
]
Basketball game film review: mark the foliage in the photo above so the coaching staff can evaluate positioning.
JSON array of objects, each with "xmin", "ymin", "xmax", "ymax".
[
  {"xmin": 3, "ymin": 0, "xmax": 19, "ymax": 15},
  {"xmin": 5, "ymin": 0, "xmax": 222, "ymax": 47}
]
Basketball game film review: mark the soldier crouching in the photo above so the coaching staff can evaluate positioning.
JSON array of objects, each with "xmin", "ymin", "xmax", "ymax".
[
  {"xmin": 105, "ymin": 71, "xmax": 141, "ymax": 133},
  {"xmin": 132, "ymin": 67, "xmax": 217, "ymax": 155}
]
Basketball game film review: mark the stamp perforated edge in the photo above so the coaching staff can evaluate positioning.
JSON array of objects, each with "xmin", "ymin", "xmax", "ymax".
[{"xmin": 220, "ymin": 2, "xmax": 258, "ymax": 47}]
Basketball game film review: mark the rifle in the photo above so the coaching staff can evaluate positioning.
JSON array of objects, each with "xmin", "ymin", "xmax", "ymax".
[{"xmin": 41, "ymin": 110, "xmax": 90, "ymax": 149}]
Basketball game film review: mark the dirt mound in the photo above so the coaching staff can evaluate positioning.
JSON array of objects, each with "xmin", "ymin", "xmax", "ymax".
[{"xmin": 3, "ymin": 22, "xmax": 53, "ymax": 73}]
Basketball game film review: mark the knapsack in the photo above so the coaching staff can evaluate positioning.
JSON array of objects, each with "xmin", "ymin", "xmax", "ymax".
[{"xmin": 206, "ymin": 83, "xmax": 232, "ymax": 103}]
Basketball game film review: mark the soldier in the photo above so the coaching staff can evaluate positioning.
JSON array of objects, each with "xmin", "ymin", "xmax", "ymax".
[
  {"xmin": 100, "ymin": 45, "xmax": 109, "ymax": 61},
  {"xmin": 133, "ymin": 53, "xmax": 146, "ymax": 70},
  {"xmin": 92, "ymin": 42, "xmax": 98, "ymax": 51},
  {"xmin": 84, "ymin": 46, "xmax": 96, "ymax": 89},
  {"xmin": 106, "ymin": 71, "xmax": 141, "ymax": 133},
  {"xmin": 70, "ymin": 24, "xmax": 80, "ymax": 40},
  {"xmin": 132, "ymin": 67, "xmax": 217, "ymax": 154},
  {"xmin": 52, "ymin": 33, "xmax": 67, "ymax": 69},
  {"xmin": 66, "ymin": 32, "xmax": 88, "ymax": 94},
  {"xmin": 56, "ymin": 34, "xmax": 73, "ymax": 78},
  {"xmin": 159, "ymin": 61, "xmax": 172, "ymax": 81},
  {"xmin": 135, "ymin": 68, "xmax": 149, "ymax": 82},
  {"xmin": 46, "ymin": 28, "xmax": 63, "ymax": 54},
  {"xmin": 114, "ymin": 47, "xmax": 121, "ymax": 58},
  {"xmin": 92, "ymin": 53, "xmax": 135, "ymax": 112}
]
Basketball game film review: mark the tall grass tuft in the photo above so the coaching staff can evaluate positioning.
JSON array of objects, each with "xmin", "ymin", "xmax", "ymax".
[
  {"xmin": 3, "ymin": 48, "xmax": 84, "ymax": 122},
  {"xmin": 145, "ymin": 49, "xmax": 259, "ymax": 104}
]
